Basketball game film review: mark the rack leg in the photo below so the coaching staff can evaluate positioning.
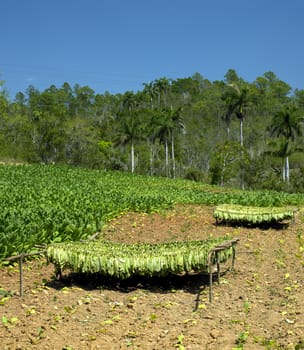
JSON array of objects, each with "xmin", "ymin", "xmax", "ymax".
[{"xmin": 19, "ymin": 254, "xmax": 24, "ymax": 297}]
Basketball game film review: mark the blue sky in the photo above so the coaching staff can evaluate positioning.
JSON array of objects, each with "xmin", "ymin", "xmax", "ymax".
[{"xmin": 2, "ymin": 0, "xmax": 304, "ymax": 99}]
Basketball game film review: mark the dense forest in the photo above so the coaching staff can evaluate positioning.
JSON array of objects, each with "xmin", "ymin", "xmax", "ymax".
[{"xmin": 1, "ymin": 69, "xmax": 304, "ymax": 192}]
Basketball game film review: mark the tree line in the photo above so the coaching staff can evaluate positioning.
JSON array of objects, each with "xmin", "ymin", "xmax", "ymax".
[{"xmin": 1, "ymin": 69, "xmax": 304, "ymax": 192}]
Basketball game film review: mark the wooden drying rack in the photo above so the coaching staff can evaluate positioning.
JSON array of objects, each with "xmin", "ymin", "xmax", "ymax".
[{"xmin": 5, "ymin": 238, "xmax": 240, "ymax": 302}]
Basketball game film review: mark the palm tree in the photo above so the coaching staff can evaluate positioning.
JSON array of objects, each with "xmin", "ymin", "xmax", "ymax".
[
  {"xmin": 144, "ymin": 78, "xmax": 176, "ymax": 176},
  {"xmin": 170, "ymin": 107, "xmax": 185, "ymax": 178},
  {"xmin": 232, "ymin": 84, "xmax": 249, "ymax": 147},
  {"xmin": 269, "ymin": 104, "xmax": 303, "ymax": 183},
  {"xmin": 143, "ymin": 81, "xmax": 157, "ymax": 110},
  {"xmin": 222, "ymin": 82, "xmax": 249, "ymax": 146},
  {"xmin": 151, "ymin": 110, "xmax": 170, "ymax": 176},
  {"xmin": 221, "ymin": 81, "xmax": 251, "ymax": 189},
  {"xmin": 143, "ymin": 82, "xmax": 159, "ymax": 175},
  {"xmin": 114, "ymin": 91, "xmax": 143, "ymax": 173},
  {"xmin": 221, "ymin": 85, "xmax": 235, "ymax": 137},
  {"xmin": 152, "ymin": 107, "xmax": 184, "ymax": 177},
  {"xmin": 153, "ymin": 77, "xmax": 172, "ymax": 108},
  {"xmin": 115, "ymin": 115, "xmax": 141, "ymax": 173}
]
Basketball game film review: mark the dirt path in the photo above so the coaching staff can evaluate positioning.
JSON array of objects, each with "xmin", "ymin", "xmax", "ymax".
[{"xmin": 1, "ymin": 205, "xmax": 304, "ymax": 349}]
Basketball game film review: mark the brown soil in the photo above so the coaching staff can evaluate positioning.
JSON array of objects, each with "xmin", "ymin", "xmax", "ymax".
[{"xmin": 1, "ymin": 205, "xmax": 304, "ymax": 350}]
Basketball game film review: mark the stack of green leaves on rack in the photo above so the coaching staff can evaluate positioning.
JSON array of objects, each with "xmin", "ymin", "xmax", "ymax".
[
  {"xmin": 47, "ymin": 236, "xmax": 233, "ymax": 278},
  {"xmin": 213, "ymin": 204, "xmax": 297, "ymax": 224}
]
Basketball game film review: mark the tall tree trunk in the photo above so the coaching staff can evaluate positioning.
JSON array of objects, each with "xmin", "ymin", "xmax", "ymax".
[
  {"xmin": 285, "ymin": 156, "xmax": 289, "ymax": 183},
  {"xmin": 239, "ymin": 118, "xmax": 245, "ymax": 189},
  {"xmin": 227, "ymin": 126, "xmax": 230, "ymax": 139},
  {"xmin": 221, "ymin": 155, "xmax": 227, "ymax": 186},
  {"xmin": 171, "ymin": 132, "xmax": 175, "ymax": 179},
  {"xmin": 240, "ymin": 119, "xmax": 244, "ymax": 147},
  {"xmin": 165, "ymin": 140, "xmax": 169, "ymax": 177},
  {"xmin": 149, "ymin": 140, "xmax": 154, "ymax": 176},
  {"xmin": 131, "ymin": 142, "xmax": 135, "ymax": 173}
]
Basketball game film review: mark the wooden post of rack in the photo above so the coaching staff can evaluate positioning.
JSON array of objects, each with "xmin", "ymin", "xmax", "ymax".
[
  {"xmin": 208, "ymin": 238, "xmax": 240, "ymax": 303},
  {"xmin": 6, "ymin": 249, "xmax": 46, "ymax": 297},
  {"xmin": 18, "ymin": 253, "xmax": 24, "ymax": 297}
]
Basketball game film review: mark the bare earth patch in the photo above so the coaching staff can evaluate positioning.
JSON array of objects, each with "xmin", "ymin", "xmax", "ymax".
[{"xmin": 1, "ymin": 205, "xmax": 304, "ymax": 349}]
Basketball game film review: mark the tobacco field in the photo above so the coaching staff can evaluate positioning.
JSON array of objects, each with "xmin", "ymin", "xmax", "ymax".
[
  {"xmin": 0, "ymin": 164, "xmax": 303, "ymax": 261},
  {"xmin": 1, "ymin": 165, "xmax": 304, "ymax": 349}
]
